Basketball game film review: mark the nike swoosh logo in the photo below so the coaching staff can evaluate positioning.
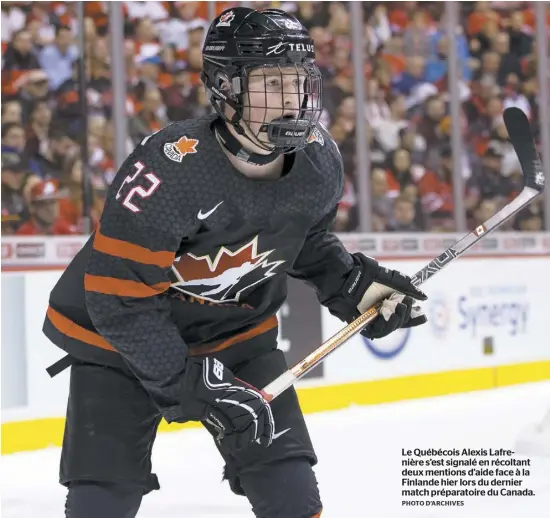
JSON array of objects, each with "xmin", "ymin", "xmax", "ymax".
[
  {"xmin": 197, "ymin": 201, "xmax": 223, "ymax": 220},
  {"xmin": 272, "ymin": 427, "xmax": 291, "ymax": 440}
]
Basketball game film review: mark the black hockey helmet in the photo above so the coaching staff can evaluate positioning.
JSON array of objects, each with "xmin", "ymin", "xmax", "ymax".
[{"xmin": 201, "ymin": 7, "xmax": 323, "ymax": 154}]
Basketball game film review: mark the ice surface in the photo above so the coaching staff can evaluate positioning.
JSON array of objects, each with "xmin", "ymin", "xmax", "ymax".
[{"xmin": 3, "ymin": 381, "xmax": 550, "ymax": 517}]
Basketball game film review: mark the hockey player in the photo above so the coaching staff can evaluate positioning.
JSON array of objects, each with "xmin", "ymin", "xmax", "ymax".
[{"xmin": 43, "ymin": 7, "xmax": 428, "ymax": 518}]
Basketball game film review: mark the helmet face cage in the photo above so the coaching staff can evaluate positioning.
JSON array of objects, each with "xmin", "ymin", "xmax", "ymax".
[
  {"xmin": 239, "ymin": 62, "xmax": 323, "ymax": 153},
  {"xmin": 202, "ymin": 8, "xmax": 324, "ymax": 154}
]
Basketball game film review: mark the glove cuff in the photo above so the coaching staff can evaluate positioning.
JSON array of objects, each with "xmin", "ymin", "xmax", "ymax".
[
  {"xmin": 323, "ymin": 253, "xmax": 379, "ymax": 322},
  {"xmin": 342, "ymin": 253, "xmax": 379, "ymax": 303}
]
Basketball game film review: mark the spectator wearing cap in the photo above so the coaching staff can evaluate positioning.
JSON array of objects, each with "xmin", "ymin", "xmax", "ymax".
[
  {"xmin": 16, "ymin": 179, "xmax": 78, "ymax": 235},
  {"xmin": 134, "ymin": 54, "xmax": 167, "ymax": 93},
  {"xmin": 38, "ymin": 25, "xmax": 78, "ymax": 90},
  {"xmin": 1, "ymin": 152, "xmax": 38, "ymax": 231},
  {"xmin": 15, "ymin": 69, "xmax": 50, "ymax": 120}
]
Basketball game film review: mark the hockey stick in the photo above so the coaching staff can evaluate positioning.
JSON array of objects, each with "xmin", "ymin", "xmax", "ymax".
[{"xmin": 262, "ymin": 107, "xmax": 545, "ymax": 401}]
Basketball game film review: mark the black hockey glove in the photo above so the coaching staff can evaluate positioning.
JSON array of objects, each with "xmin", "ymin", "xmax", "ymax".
[
  {"xmin": 325, "ymin": 253, "xmax": 428, "ymax": 340},
  {"xmin": 180, "ymin": 357, "xmax": 275, "ymax": 454}
]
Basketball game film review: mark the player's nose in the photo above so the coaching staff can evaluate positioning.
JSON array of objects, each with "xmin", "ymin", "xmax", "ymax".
[{"xmin": 283, "ymin": 94, "xmax": 300, "ymax": 114}]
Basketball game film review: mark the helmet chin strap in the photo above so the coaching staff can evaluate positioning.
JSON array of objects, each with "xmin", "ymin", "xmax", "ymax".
[{"xmin": 214, "ymin": 117, "xmax": 281, "ymax": 165}]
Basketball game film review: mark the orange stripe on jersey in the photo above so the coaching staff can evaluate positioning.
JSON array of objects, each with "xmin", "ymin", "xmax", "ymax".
[
  {"xmin": 312, "ymin": 511, "xmax": 323, "ymax": 517},
  {"xmin": 189, "ymin": 315, "xmax": 278, "ymax": 356},
  {"xmin": 93, "ymin": 225, "xmax": 175, "ymax": 268},
  {"xmin": 85, "ymin": 274, "xmax": 170, "ymax": 298},
  {"xmin": 46, "ymin": 306, "xmax": 116, "ymax": 352}
]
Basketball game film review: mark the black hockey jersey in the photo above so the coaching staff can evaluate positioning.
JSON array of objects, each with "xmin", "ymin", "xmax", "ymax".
[{"xmin": 43, "ymin": 115, "xmax": 357, "ymax": 421}]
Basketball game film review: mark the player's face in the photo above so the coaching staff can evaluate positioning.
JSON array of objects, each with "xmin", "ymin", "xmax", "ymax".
[{"xmin": 244, "ymin": 66, "xmax": 308, "ymax": 146}]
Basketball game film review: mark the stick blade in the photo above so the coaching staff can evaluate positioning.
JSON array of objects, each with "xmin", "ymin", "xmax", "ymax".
[{"xmin": 503, "ymin": 107, "xmax": 545, "ymax": 192}]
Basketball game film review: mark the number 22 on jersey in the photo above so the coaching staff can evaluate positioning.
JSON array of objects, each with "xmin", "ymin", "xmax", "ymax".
[{"xmin": 115, "ymin": 161, "xmax": 161, "ymax": 213}]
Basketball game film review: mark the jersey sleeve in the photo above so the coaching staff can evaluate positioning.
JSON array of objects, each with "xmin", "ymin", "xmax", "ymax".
[
  {"xmin": 288, "ymin": 205, "xmax": 355, "ymax": 306},
  {"xmin": 289, "ymin": 129, "xmax": 357, "ymax": 303},
  {"xmin": 84, "ymin": 134, "xmax": 195, "ymax": 422}
]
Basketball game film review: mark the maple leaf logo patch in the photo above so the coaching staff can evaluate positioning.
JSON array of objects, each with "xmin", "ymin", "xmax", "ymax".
[
  {"xmin": 170, "ymin": 236, "xmax": 285, "ymax": 303},
  {"xmin": 164, "ymin": 136, "xmax": 199, "ymax": 163},
  {"xmin": 307, "ymin": 127, "xmax": 324, "ymax": 146}
]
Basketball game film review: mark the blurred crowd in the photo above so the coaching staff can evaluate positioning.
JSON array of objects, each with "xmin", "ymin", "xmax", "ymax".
[{"xmin": 1, "ymin": 1, "xmax": 548, "ymax": 236}]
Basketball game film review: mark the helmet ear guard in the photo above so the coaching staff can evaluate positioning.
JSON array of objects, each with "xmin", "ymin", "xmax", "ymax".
[{"xmin": 202, "ymin": 69, "xmax": 247, "ymax": 136}]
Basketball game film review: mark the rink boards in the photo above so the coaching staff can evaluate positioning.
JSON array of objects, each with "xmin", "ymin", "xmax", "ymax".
[{"xmin": 2, "ymin": 233, "xmax": 550, "ymax": 454}]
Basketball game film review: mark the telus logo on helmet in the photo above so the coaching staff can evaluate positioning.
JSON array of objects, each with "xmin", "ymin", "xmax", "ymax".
[{"xmin": 266, "ymin": 42, "xmax": 315, "ymax": 56}]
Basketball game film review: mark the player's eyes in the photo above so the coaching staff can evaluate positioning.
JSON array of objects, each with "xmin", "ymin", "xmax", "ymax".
[{"xmin": 264, "ymin": 77, "xmax": 305, "ymax": 89}]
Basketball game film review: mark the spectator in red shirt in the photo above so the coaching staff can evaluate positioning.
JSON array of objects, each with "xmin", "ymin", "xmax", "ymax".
[{"xmin": 16, "ymin": 178, "xmax": 78, "ymax": 235}]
